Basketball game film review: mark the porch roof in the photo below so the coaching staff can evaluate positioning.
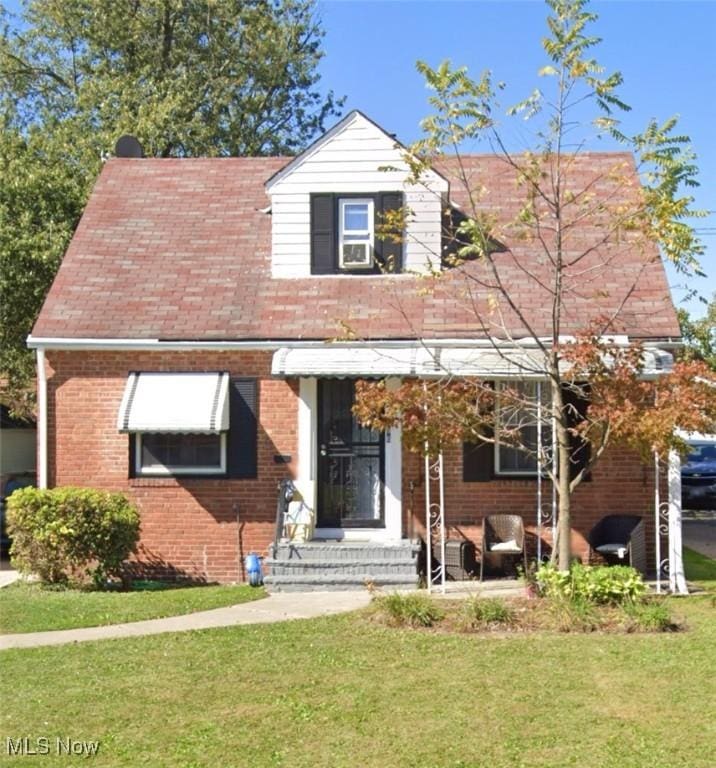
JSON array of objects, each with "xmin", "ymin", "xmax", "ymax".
[{"xmin": 271, "ymin": 344, "xmax": 673, "ymax": 379}]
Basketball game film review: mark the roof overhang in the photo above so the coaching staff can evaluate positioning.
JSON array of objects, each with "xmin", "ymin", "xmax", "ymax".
[
  {"xmin": 117, "ymin": 372, "xmax": 229, "ymax": 434},
  {"xmin": 27, "ymin": 335, "xmax": 684, "ymax": 353}
]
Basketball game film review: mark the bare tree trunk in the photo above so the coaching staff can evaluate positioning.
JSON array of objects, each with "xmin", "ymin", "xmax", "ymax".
[{"xmin": 551, "ymin": 377, "xmax": 572, "ymax": 570}]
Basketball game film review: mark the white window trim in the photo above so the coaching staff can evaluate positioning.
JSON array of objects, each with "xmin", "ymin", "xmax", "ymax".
[
  {"xmin": 338, "ymin": 198, "xmax": 374, "ymax": 269},
  {"xmin": 494, "ymin": 381, "xmax": 548, "ymax": 477},
  {"xmin": 135, "ymin": 433, "xmax": 227, "ymax": 477}
]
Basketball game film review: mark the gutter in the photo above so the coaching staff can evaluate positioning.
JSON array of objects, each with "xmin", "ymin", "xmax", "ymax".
[{"xmin": 26, "ymin": 335, "xmax": 683, "ymax": 352}]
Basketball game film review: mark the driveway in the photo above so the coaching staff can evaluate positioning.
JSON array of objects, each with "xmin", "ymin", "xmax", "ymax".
[{"xmin": 682, "ymin": 517, "xmax": 716, "ymax": 559}]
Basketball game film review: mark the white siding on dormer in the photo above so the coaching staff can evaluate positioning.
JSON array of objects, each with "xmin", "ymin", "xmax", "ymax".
[{"xmin": 268, "ymin": 112, "xmax": 448, "ymax": 278}]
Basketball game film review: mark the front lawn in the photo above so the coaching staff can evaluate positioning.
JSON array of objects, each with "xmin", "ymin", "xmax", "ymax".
[
  {"xmin": 684, "ymin": 546, "xmax": 716, "ymax": 591},
  {"xmin": 0, "ymin": 582, "xmax": 265, "ymax": 634},
  {"xmin": 1, "ymin": 597, "xmax": 714, "ymax": 767}
]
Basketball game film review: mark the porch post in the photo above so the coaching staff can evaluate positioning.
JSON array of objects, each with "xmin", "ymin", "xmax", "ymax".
[
  {"xmin": 667, "ymin": 450, "xmax": 688, "ymax": 595},
  {"xmin": 297, "ymin": 378, "xmax": 317, "ymax": 519},
  {"xmin": 424, "ymin": 448, "xmax": 432, "ymax": 594},
  {"xmin": 654, "ymin": 453, "xmax": 662, "ymax": 594},
  {"xmin": 536, "ymin": 381, "xmax": 543, "ymax": 563}
]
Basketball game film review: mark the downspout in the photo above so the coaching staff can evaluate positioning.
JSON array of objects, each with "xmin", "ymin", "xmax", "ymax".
[{"xmin": 37, "ymin": 348, "xmax": 48, "ymax": 489}]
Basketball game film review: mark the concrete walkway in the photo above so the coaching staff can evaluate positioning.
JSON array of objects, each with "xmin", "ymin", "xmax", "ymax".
[
  {"xmin": 0, "ymin": 569, "xmax": 18, "ymax": 589},
  {"xmin": 683, "ymin": 516, "xmax": 716, "ymax": 560},
  {"xmin": 0, "ymin": 590, "xmax": 371, "ymax": 651}
]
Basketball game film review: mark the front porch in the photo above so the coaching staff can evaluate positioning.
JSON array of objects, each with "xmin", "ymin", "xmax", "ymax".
[{"xmin": 266, "ymin": 366, "xmax": 689, "ymax": 593}]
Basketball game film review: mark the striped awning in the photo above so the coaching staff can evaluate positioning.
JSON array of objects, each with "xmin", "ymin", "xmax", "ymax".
[
  {"xmin": 271, "ymin": 345, "xmax": 673, "ymax": 379},
  {"xmin": 117, "ymin": 372, "xmax": 229, "ymax": 433}
]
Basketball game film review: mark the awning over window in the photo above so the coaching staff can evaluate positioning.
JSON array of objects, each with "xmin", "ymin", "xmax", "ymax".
[
  {"xmin": 117, "ymin": 372, "xmax": 229, "ymax": 433},
  {"xmin": 271, "ymin": 345, "xmax": 673, "ymax": 379}
]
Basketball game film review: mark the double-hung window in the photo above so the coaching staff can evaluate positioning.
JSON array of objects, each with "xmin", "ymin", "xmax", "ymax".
[
  {"xmin": 495, "ymin": 381, "xmax": 551, "ymax": 475},
  {"xmin": 117, "ymin": 372, "xmax": 231, "ymax": 477},
  {"xmin": 136, "ymin": 433, "xmax": 227, "ymax": 476},
  {"xmin": 338, "ymin": 198, "xmax": 374, "ymax": 268}
]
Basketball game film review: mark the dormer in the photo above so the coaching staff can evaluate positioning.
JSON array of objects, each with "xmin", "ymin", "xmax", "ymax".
[{"xmin": 266, "ymin": 111, "xmax": 449, "ymax": 278}]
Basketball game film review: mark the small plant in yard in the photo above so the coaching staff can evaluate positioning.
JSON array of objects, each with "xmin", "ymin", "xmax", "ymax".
[
  {"xmin": 372, "ymin": 592, "xmax": 444, "ymax": 627},
  {"xmin": 6, "ymin": 486, "xmax": 140, "ymax": 587},
  {"xmin": 622, "ymin": 599, "xmax": 680, "ymax": 633},
  {"xmin": 536, "ymin": 562, "xmax": 646, "ymax": 605},
  {"xmin": 458, "ymin": 597, "xmax": 514, "ymax": 631},
  {"xmin": 546, "ymin": 595, "xmax": 601, "ymax": 633}
]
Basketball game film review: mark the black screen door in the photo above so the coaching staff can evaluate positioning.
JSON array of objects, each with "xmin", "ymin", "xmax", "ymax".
[{"xmin": 317, "ymin": 379, "xmax": 385, "ymax": 528}]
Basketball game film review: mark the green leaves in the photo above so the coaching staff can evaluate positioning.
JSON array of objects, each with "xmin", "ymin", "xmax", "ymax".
[
  {"xmin": 631, "ymin": 116, "xmax": 706, "ymax": 274},
  {"xmin": 679, "ymin": 299, "xmax": 716, "ymax": 371},
  {"xmin": 6, "ymin": 486, "xmax": 140, "ymax": 586},
  {"xmin": 413, "ymin": 58, "xmax": 495, "ymax": 158}
]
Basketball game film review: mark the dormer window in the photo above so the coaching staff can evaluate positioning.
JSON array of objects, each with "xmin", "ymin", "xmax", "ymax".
[
  {"xmin": 309, "ymin": 193, "xmax": 404, "ymax": 275},
  {"xmin": 339, "ymin": 198, "xmax": 374, "ymax": 269}
]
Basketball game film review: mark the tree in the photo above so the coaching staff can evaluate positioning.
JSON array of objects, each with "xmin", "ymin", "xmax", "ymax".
[
  {"xmin": 352, "ymin": 0, "xmax": 714, "ymax": 569},
  {"xmin": 0, "ymin": 0, "xmax": 342, "ymax": 413},
  {"xmin": 678, "ymin": 296, "xmax": 716, "ymax": 371}
]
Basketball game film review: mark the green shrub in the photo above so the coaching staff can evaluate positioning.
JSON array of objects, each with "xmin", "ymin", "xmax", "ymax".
[
  {"xmin": 622, "ymin": 599, "xmax": 679, "ymax": 632},
  {"xmin": 536, "ymin": 562, "xmax": 646, "ymax": 606},
  {"xmin": 6, "ymin": 487, "xmax": 140, "ymax": 587},
  {"xmin": 458, "ymin": 597, "xmax": 514, "ymax": 630},
  {"xmin": 373, "ymin": 592, "xmax": 444, "ymax": 627}
]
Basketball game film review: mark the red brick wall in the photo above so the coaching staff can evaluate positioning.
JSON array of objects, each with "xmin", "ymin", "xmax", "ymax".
[
  {"xmin": 46, "ymin": 351, "xmax": 297, "ymax": 583},
  {"xmin": 46, "ymin": 350, "xmax": 664, "ymax": 582},
  {"xmin": 401, "ymin": 441, "xmax": 664, "ymax": 571}
]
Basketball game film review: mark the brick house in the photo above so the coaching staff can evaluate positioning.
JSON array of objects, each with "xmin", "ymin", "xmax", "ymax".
[{"xmin": 29, "ymin": 111, "xmax": 682, "ymax": 588}]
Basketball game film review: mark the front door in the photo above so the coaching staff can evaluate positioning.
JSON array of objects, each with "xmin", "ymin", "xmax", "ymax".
[{"xmin": 317, "ymin": 379, "xmax": 384, "ymax": 528}]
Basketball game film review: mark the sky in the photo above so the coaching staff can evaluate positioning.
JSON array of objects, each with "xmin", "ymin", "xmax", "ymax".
[{"xmin": 316, "ymin": 0, "xmax": 716, "ymax": 317}]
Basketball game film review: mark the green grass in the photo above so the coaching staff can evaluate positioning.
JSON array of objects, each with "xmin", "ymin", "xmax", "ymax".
[
  {"xmin": 0, "ymin": 582, "xmax": 265, "ymax": 634},
  {"xmin": 684, "ymin": 547, "xmax": 716, "ymax": 591},
  {"xmin": 1, "ymin": 598, "xmax": 715, "ymax": 767}
]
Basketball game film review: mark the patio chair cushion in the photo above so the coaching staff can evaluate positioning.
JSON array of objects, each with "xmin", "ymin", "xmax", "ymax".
[
  {"xmin": 596, "ymin": 543, "xmax": 628, "ymax": 558},
  {"xmin": 490, "ymin": 540, "xmax": 520, "ymax": 553}
]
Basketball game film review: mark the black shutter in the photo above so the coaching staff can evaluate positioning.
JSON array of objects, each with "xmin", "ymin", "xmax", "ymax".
[
  {"xmin": 463, "ymin": 429, "xmax": 494, "ymax": 482},
  {"xmin": 310, "ymin": 193, "xmax": 336, "ymax": 274},
  {"xmin": 463, "ymin": 382, "xmax": 495, "ymax": 482},
  {"xmin": 562, "ymin": 384, "xmax": 591, "ymax": 482},
  {"xmin": 128, "ymin": 434, "xmax": 136, "ymax": 479},
  {"xmin": 376, "ymin": 192, "xmax": 404, "ymax": 273},
  {"xmin": 228, "ymin": 378, "xmax": 258, "ymax": 479}
]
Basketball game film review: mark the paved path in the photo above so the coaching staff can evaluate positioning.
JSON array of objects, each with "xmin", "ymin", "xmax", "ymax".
[
  {"xmin": 0, "ymin": 591, "xmax": 371, "ymax": 651},
  {"xmin": 683, "ymin": 518, "xmax": 716, "ymax": 560},
  {"xmin": 0, "ymin": 569, "xmax": 18, "ymax": 589}
]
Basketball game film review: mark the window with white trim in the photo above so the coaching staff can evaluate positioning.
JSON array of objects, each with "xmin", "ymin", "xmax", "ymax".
[
  {"xmin": 495, "ymin": 381, "xmax": 551, "ymax": 475},
  {"xmin": 338, "ymin": 198, "xmax": 374, "ymax": 268},
  {"xmin": 135, "ymin": 433, "xmax": 227, "ymax": 476}
]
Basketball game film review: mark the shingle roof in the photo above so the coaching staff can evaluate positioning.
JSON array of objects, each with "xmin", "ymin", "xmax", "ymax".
[{"xmin": 32, "ymin": 153, "xmax": 680, "ymax": 342}]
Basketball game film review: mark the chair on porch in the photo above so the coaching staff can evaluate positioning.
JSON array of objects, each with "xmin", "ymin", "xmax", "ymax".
[
  {"xmin": 587, "ymin": 514, "xmax": 647, "ymax": 576},
  {"xmin": 480, "ymin": 515, "xmax": 527, "ymax": 581}
]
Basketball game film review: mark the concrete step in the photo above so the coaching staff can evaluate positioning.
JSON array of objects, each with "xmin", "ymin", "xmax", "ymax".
[
  {"xmin": 266, "ymin": 558, "xmax": 419, "ymax": 578},
  {"xmin": 270, "ymin": 540, "xmax": 421, "ymax": 563},
  {"xmin": 265, "ymin": 539, "xmax": 422, "ymax": 592},
  {"xmin": 263, "ymin": 573, "xmax": 420, "ymax": 593}
]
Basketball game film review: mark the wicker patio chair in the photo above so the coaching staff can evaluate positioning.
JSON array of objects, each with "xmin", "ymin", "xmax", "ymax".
[
  {"xmin": 480, "ymin": 514, "xmax": 527, "ymax": 581},
  {"xmin": 587, "ymin": 514, "xmax": 646, "ymax": 575}
]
